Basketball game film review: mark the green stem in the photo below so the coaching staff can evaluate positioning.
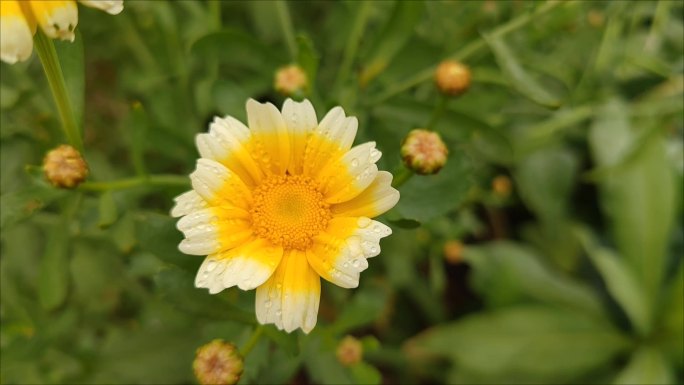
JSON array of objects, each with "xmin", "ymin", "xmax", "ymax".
[
  {"xmin": 392, "ymin": 167, "xmax": 414, "ymax": 188},
  {"xmin": 240, "ymin": 325, "xmax": 265, "ymax": 358},
  {"xmin": 333, "ymin": 1, "xmax": 373, "ymax": 97},
  {"xmin": 426, "ymin": 96, "xmax": 449, "ymax": 131},
  {"xmin": 365, "ymin": 0, "xmax": 568, "ymax": 106},
  {"xmin": 275, "ymin": 1, "xmax": 297, "ymax": 60},
  {"xmin": 78, "ymin": 174, "xmax": 189, "ymax": 192},
  {"xmin": 34, "ymin": 30, "xmax": 83, "ymax": 152}
]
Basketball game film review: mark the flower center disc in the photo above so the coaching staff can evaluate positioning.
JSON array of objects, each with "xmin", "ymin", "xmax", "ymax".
[{"xmin": 250, "ymin": 175, "xmax": 331, "ymax": 250}]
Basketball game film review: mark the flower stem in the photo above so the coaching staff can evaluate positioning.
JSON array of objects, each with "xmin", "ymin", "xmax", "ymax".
[
  {"xmin": 275, "ymin": 1, "xmax": 297, "ymax": 60},
  {"xmin": 240, "ymin": 325, "xmax": 265, "ymax": 358},
  {"xmin": 34, "ymin": 30, "xmax": 83, "ymax": 152},
  {"xmin": 78, "ymin": 174, "xmax": 189, "ymax": 192},
  {"xmin": 392, "ymin": 167, "xmax": 414, "ymax": 188},
  {"xmin": 426, "ymin": 96, "xmax": 449, "ymax": 131},
  {"xmin": 364, "ymin": 0, "xmax": 568, "ymax": 106},
  {"xmin": 333, "ymin": 1, "xmax": 372, "ymax": 98}
]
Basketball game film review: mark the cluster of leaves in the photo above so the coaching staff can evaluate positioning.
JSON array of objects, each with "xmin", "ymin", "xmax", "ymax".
[{"xmin": 1, "ymin": 1, "xmax": 682, "ymax": 384}]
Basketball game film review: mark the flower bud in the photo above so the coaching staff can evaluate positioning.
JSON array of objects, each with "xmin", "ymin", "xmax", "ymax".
[
  {"xmin": 401, "ymin": 129, "xmax": 448, "ymax": 175},
  {"xmin": 434, "ymin": 60, "xmax": 471, "ymax": 96},
  {"xmin": 492, "ymin": 175, "xmax": 512, "ymax": 198},
  {"xmin": 443, "ymin": 240, "xmax": 464, "ymax": 265},
  {"xmin": 336, "ymin": 335, "xmax": 363, "ymax": 367},
  {"xmin": 274, "ymin": 64, "xmax": 308, "ymax": 97},
  {"xmin": 193, "ymin": 339, "xmax": 244, "ymax": 385},
  {"xmin": 43, "ymin": 144, "xmax": 88, "ymax": 189}
]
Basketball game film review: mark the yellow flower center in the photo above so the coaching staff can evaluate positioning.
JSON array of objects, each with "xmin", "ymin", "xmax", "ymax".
[{"xmin": 250, "ymin": 175, "xmax": 331, "ymax": 250}]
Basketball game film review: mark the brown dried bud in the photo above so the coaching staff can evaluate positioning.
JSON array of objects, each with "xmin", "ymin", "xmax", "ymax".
[
  {"xmin": 336, "ymin": 335, "xmax": 363, "ymax": 367},
  {"xmin": 434, "ymin": 60, "xmax": 471, "ymax": 96},
  {"xmin": 492, "ymin": 175, "xmax": 512, "ymax": 198},
  {"xmin": 193, "ymin": 340, "xmax": 244, "ymax": 385},
  {"xmin": 274, "ymin": 65, "xmax": 308, "ymax": 96},
  {"xmin": 443, "ymin": 240, "xmax": 464, "ymax": 265},
  {"xmin": 401, "ymin": 129, "xmax": 448, "ymax": 175},
  {"xmin": 43, "ymin": 145, "xmax": 88, "ymax": 189}
]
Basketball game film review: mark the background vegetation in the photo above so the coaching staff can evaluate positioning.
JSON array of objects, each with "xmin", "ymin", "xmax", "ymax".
[{"xmin": 1, "ymin": 1, "xmax": 682, "ymax": 384}]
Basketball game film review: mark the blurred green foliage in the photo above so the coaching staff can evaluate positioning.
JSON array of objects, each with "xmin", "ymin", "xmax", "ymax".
[{"xmin": 1, "ymin": 1, "xmax": 682, "ymax": 384}]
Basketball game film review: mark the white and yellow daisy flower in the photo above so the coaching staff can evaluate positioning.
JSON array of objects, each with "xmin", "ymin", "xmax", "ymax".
[
  {"xmin": 172, "ymin": 99, "xmax": 400, "ymax": 333},
  {"xmin": 0, "ymin": 0, "xmax": 123, "ymax": 64}
]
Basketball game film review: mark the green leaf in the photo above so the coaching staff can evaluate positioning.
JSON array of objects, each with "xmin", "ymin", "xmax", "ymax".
[
  {"xmin": 329, "ymin": 284, "xmax": 389, "ymax": 335},
  {"xmin": 514, "ymin": 146, "xmax": 578, "ymax": 222},
  {"xmin": 53, "ymin": 31, "xmax": 84, "ymax": 130},
  {"xmin": 303, "ymin": 332, "xmax": 355, "ymax": 385},
  {"xmin": 575, "ymin": 227, "xmax": 651, "ymax": 336},
  {"xmin": 191, "ymin": 29, "xmax": 284, "ymax": 72},
  {"xmin": 262, "ymin": 324, "xmax": 299, "ymax": 356},
  {"xmin": 97, "ymin": 191, "xmax": 118, "ymax": 229},
  {"xmin": 395, "ymin": 151, "xmax": 472, "ymax": 223},
  {"xmin": 387, "ymin": 218, "xmax": 420, "ymax": 229},
  {"xmin": 462, "ymin": 241, "xmax": 607, "ymax": 318},
  {"xmin": 359, "ymin": 1, "xmax": 425, "ymax": 86},
  {"xmin": 409, "ymin": 305, "xmax": 631, "ymax": 381},
  {"xmin": 153, "ymin": 266, "xmax": 255, "ymax": 324},
  {"xmin": 0, "ymin": 185, "xmax": 66, "ymax": 230},
  {"xmin": 589, "ymin": 99, "xmax": 678, "ymax": 301},
  {"xmin": 483, "ymin": 34, "xmax": 562, "ymax": 108},
  {"xmin": 127, "ymin": 102, "xmax": 148, "ymax": 177},
  {"xmin": 658, "ymin": 261, "xmax": 683, "ymax": 369},
  {"xmin": 38, "ymin": 225, "xmax": 70, "ymax": 311},
  {"xmin": 613, "ymin": 347, "xmax": 674, "ymax": 385},
  {"xmin": 296, "ymin": 34, "xmax": 319, "ymax": 87},
  {"xmin": 350, "ymin": 361, "xmax": 382, "ymax": 385}
]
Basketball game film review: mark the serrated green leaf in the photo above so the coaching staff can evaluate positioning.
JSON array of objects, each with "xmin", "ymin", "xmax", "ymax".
[
  {"xmin": 409, "ymin": 305, "xmax": 631, "ymax": 381},
  {"xmin": 589, "ymin": 99, "xmax": 678, "ymax": 302},
  {"xmin": 575, "ymin": 227, "xmax": 651, "ymax": 336},
  {"xmin": 613, "ymin": 347, "xmax": 674, "ymax": 385},
  {"xmin": 462, "ymin": 241, "xmax": 607, "ymax": 318},
  {"xmin": 395, "ymin": 151, "xmax": 472, "ymax": 223},
  {"xmin": 350, "ymin": 361, "xmax": 382, "ymax": 385},
  {"xmin": 484, "ymin": 34, "xmax": 562, "ymax": 108}
]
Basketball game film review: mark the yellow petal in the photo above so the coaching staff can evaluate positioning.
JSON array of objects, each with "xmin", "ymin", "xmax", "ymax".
[
  {"xmin": 177, "ymin": 206, "xmax": 252, "ymax": 256},
  {"xmin": 281, "ymin": 98, "xmax": 318, "ymax": 175},
  {"xmin": 331, "ymin": 171, "xmax": 400, "ymax": 218},
  {"xmin": 196, "ymin": 116, "xmax": 265, "ymax": 187},
  {"xmin": 255, "ymin": 249, "xmax": 320, "ymax": 333},
  {"xmin": 307, "ymin": 217, "xmax": 391, "ymax": 289},
  {"xmin": 246, "ymin": 99, "xmax": 291, "ymax": 175},
  {"xmin": 303, "ymin": 106, "xmax": 358, "ymax": 177},
  {"xmin": 189, "ymin": 158, "xmax": 252, "ymax": 209},
  {"xmin": 0, "ymin": 1, "xmax": 34, "ymax": 64},
  {"xmin": 78, "ymin": 0, "xmax": 123, "ymax": 15},
  {"xmin": 195, "ymin": 238, "xmax": 283, "ymax": 293},
  {"xmin": 317, "ymin": 142, "xmax": 382, "ymax": 204},
  {"xmin": 30, "ymin": 0, "xmax": 78, "ymax": 41}
]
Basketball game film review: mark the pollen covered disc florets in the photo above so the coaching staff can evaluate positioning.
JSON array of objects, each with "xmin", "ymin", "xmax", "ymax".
[{"xmin": 250, "ymin": 174, "xmax": 331, "ymax": 250}]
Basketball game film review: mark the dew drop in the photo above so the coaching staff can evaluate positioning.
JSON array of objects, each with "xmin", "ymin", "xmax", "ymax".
[
  {"xmin": 264, "ymin": 300, "xmax": 272, "ymax": 308},
  {"xmin": 206, "ymin": 259, "xmax": 217, "ymax": 272},
  {"xmin": 351, "ymin": 158, "xmax": 359, "ymax": 167},
  {"xmin": 352, "ymin": 259, "xmax": 360, "ymax": 268},
  {"xmin": 276, "ymin": 310, "xmax": 282, "ymax": 317}
]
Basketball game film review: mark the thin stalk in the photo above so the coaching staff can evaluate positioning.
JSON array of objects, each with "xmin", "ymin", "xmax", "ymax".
[
  {"xmin": 392, "ymin": 167, "xmax": 414, "ymax": 188},
  {"xmin": 34, "ymin": 30, "xmax": 83, "ymax": 151},
  {"xmin": 333, "ymin": 1, "xmax": 373, "ymax": 97},
  {"xmin": 239, "ymin": 325, "xmax": 265, "ymax": 358},
  {"xmin": 78, "ymin": 174, "xmax": 189, "ymax": 192},
  {"xmin": 275, "ymin": 1, "xmax": 297, "ymax": 60},
  {"xmin": 365, "ymin": 0, "xmax": 568, "ymax": 106},
  {"xmin": 426, "ymin": 96, "xmax": 449, "ymax": 131}
]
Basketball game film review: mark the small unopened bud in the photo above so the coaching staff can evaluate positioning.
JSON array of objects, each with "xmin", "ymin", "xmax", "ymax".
[
  {"xmin": 492, "ymin": 175, "xmax": 512, "ymax": 198},
  {"xmin": 274, "ymin": 65, "xmax": 308, "ymax": 96},
  {"xmin": 193, "ymin": 339, "xmax": 244, "ymax": 385},
  {"xmin": 336, "ymin": 335, "xmax": 363, "ymax": 367},
  {"xmin": 434, "ymin": 60, "xmax": 471, "ymax": 96},
  {"xmin": 43, "ymin": 145, "xmax": 88, "ymax": 189},
  {"xmin": 443, "ymin": 240, "xmax": 464, "ymax": 265},
  {"xmin": 401, "ymin": 129, "xmax": 448, "ymax": 175}
]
